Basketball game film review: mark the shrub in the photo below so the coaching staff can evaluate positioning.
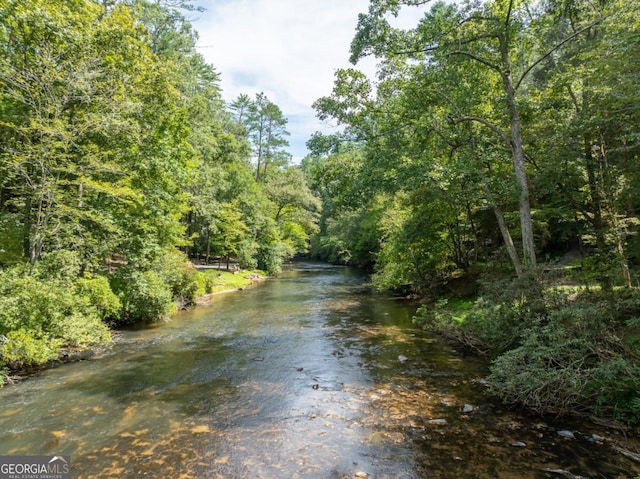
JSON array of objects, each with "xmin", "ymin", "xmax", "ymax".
[
  {"xmin": 195, "ymin": 271, "xmax": 215, "ymax": 295},
  {"xmin": 35, "ymin": 250, "xmax": 82, "ymax": 283},
  {"xmin": 257, "ymin": 242, "xmax": 286, "ymax": 274},
  {"xmin": 488, "ymin": 308, "xmax": 640, "ymax": 421},
  {"xmin": 237, "ymin": 240, "xmax": 259, "ymax": 270},
  {"xmin": 414, "ymin": 273, "xmax": 548, "ymax": 356},
  {"xmin": 49, "ymin": 310, "xmax": 112, "ymax": 348},
  {"xmin": 150, "ymin": 249, "xmax": 200, "ymax": 308},
  {"xmin": 75, "ymin": 274, "xmax": 122, "ymax": 321},
  {"xmin": 1, "ymin": 328, "xmax": 63, "ymax": 365},
  {"xmin": 111, "ymin": 268, "xmax": 175, "ymax": 325},
  {"xmin": 0, "ymin": 263, "xmax": 113, "ymax": 367}
]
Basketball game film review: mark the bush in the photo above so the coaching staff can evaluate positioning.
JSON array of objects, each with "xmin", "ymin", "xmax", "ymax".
[
  {"xmin": 35, "ymin": 250, "xmax": 82, "ymax": 283},
  {"xmin": 0, "ymin": 262, "xmax": 113, "ymax": 367},
  {"xmin": 75, "ymin": 274, "xmax": 122, "ymax": 321},
  {"xmin": 111, "ymin": 268, "xmax": 175, "ymax": 325},
  {"xmin": 49, "ymin": 310, "xmax": 112, "ymax": 348},
  {"xmin": 415, "ymin": 273, "xmax": 547, "ymax": 356},
  {"xmin": 150, "ymin": 249, "xmax": 200, "ymax": 308},
  {"xmin": 1, "ymin": 328, "xmax": 63, "ymax": 365},
  {"xmin": 237, "ymin": 240, "xmax": 259, "ymax": 270},
  {"xmin": 257, "ymin": 242, "xmax": 286, "ymax": 274},
  {"xmin": 488, "ymin": 306, "xmax": 640, "ymax": 421}
]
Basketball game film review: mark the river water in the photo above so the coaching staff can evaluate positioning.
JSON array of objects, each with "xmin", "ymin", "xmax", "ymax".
[{"xmin": 0, "ymin": 262, "xmax": 638, "ymax": 478}]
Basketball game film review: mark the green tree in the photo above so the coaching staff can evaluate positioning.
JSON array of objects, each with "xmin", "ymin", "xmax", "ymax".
[{"xmin": 233, "ymin": 93, "xmax": 290, "ymax": 182}]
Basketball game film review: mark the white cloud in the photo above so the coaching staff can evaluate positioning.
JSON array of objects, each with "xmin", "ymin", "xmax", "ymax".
[{"xmin": 191, "ymin": 0, "xmax": 426, "ymax": 162}]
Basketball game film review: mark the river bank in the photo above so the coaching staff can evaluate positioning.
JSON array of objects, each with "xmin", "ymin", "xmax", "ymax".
[
  {"xmin": 194, "ymin": 270, "xmax": 267, "ymax": 305},
  {"xmin": 2, "ymin": 268, "xmax": 268, "ymax": 385},
  {"xmin": 413, "ymin": 271, "xmax": 640, "ymax": 438}
]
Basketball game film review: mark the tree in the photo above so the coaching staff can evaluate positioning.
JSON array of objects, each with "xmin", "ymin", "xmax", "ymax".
[
  {"xmin": 233, "ymin": 93, "xmax": 290, "ymax": 182},
  {"xmin": 212, "ymin": 200, "xmax": 250, "ymax": 270},
  {"xmin": 349, "ymin": 0, "xmax": 607, "ymax": 271}
]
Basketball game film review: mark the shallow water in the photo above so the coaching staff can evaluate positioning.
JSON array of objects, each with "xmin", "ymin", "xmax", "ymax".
[{"xmin": 0, "ymin": 262, "xmax": 638, "ymax": 478}]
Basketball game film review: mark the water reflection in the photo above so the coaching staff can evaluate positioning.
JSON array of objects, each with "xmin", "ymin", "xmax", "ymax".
[{"xmin": 0, "ymin": 262, "xmax": 637, "ymax": 478}]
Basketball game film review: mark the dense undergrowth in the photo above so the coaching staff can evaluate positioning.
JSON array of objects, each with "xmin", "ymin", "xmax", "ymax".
[
  {"xmin": 0, "ymin": 249, "xmax": 263, "ymax": 386},
  {"xmin": 414, "ymin": 272, "xmax": 640, "ymax": 425}
]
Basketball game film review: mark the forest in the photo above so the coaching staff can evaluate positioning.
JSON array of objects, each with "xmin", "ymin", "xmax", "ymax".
[{"xmin": 1, "ymin": 0, "xmax": 640, "ymax": 426}]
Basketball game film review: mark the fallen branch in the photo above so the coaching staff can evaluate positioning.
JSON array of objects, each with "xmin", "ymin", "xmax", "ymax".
[
  {"xmin": 540, "ymin": 468, "xmax": 587, "ymax": 479},
  {"xmin": 611, "ymin": 442, "xmax": 640, "ymax": 463}
]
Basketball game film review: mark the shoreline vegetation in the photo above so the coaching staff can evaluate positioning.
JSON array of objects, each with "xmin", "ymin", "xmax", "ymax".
[
  {"xmin": 301, "ymin": 0, "xmax": 640, "ymax": 434},
  {"xmin": 1, "ymin": 260, "xmax": 267, "ymax": 385},
  {"xmin": 409, "ymin": 264, "xmax": 640, "ymax": 432}
]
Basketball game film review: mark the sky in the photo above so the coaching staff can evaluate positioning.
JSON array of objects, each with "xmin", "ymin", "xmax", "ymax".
[{"xmin": 190, "ymin": 1, "xmax": 425, "ymax": 163}]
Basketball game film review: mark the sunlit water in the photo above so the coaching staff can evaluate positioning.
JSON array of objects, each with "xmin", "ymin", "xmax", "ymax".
[{"xmin": 0, "ymin": 263, "xmax": 638, "ymax": 478}]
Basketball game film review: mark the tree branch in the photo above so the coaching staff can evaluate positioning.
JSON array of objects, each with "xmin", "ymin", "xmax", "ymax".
[
  {"xmin": 515, "ymin": 18, "xmax": 604, "ymax": 90},
  {"xmin": 453, "ymin": 116, "xmax": 511, "ymax": 148},
  {"xmin": 505, "ymin": 0, "xmax": 514, "ymax": 31},
  {"xmin": 446, "ymin": 50, "xmax": 502, "ymax": 73}
]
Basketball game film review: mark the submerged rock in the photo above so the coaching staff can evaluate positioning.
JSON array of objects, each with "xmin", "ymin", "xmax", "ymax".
[
  {"xmin": 427, "ymin": 418, "xmax": 448, "ymax": 425},
  {"xmin": 557, "ymin": 430, "xmax": 576, "ymax": 439},
  {"xmin": 588, "ymin": 434, "xmax": 604, "ymax": 443}
]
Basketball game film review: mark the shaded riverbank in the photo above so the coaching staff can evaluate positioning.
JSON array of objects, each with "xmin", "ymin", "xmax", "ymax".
[{"xmin": 0, "ymin": 263, "xmax": 638, "ymax": 478}]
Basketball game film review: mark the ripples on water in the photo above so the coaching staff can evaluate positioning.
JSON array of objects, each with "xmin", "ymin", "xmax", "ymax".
[{"xmin": 0, "ymin": 262, "xmax": 638, "ymax": 478}]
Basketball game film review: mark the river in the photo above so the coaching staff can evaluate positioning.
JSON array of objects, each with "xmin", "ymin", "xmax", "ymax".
[{"xmin": 0, "ymin": 262, "xmax": 638, "ymax": 478}]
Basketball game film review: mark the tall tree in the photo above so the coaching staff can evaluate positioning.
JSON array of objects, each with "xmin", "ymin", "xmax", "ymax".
[{"xmin": 233, "ymin": 93, "xmax": 290, "ymax": 182}]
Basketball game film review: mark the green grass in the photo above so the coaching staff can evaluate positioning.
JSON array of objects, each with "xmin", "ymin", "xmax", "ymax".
[{"xmin": 197, "ymin": 269, "xmax": 266, "ymax": 294}]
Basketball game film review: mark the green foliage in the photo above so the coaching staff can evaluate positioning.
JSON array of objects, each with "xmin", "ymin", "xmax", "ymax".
[
  {"xmin": 237, "ymin": 240, "xmax": 259, "ymax": 270},
  {"xmin": 0, "ymin": 0, "xmax": 316, "ymax": 380},
  {"xmin": 2, "ymin": 329, "xmax": 63, "ymax": 366},
  {"xmin": 111, "ymin": 268, "xmax": 175, "ymax": 325},
  {"xmin": 231, "ymin": 92, "xmax": 290, "ymax": 182},
  {"xmin": 417, "ymin": 275, "xmax": 640, "ymax": 423},
  {"xmin": 197, "ymin": 269, "xmax": 265, "ymax": 293},
  {"xmin": 310, "ymin": 234, "xmax": 351, "ymax": 265},
  {"xmin": 75, "ymin": 274, "xmax": 122, "ymax": 321},
  {"xmin": 0, "ymin": 213, "xmax": 22, "ymax": 265},
  {"xmin": 0, "ymin": 256, "xmax": 113, "ymax": 367},
  {"xmin": 488, "ymin": 308, "xmax": 640, "ymax": 421},
  {"xmin": 150, "ymin": 249, "xmax": 200, "ymax": 308},
  {"xmin": 257, "ymin": 242, "xmax": 287, "ymax": 274}
]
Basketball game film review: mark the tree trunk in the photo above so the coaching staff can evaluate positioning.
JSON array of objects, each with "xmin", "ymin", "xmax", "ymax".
[
  {"xmin": 22, "ymin": 194, "xmax": 32, "ymax": 261},
  {"xmin": 205, "ymin": 228, "xmax": 211, "ymax": 264},
  {"xmin": 481, "ymin": 177, "xmax": 523, "ymax": 276},
  {"xmin": 500, "ymin": 35, "xmax": 536, "ymax": 270}
]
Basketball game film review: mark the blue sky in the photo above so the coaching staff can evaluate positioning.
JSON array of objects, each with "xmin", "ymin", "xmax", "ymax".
[{"xmin": 190, "ymin": 1, "xmax": 426, "ymax": 163}]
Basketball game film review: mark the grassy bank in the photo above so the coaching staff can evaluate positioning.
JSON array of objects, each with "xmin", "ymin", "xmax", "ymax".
[{"xmin": 196, "ymin": 268, "xmax": 267, "ymax": 298}]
